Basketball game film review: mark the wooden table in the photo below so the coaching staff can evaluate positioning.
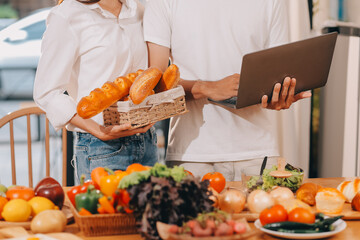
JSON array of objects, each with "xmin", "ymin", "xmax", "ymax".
[{"xmin": 65, "ymin": 177, "xmax": 360, "ymax": 240}]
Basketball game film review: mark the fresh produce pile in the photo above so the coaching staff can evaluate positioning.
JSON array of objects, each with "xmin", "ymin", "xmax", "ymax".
[
  {"xmin": 119, "ymin": 163, "xmax": 214, "ymax": 240},
  {"xmin": 0, "ymin": 177, "xmax": 67, "ymax": 233},
  {"xmin": 66, "ymin": 164, "xmax": 147, "ymax": 215},
  {"xmin": 261, "ymin": 205, "xmax": 343, "ymax": 234},
  {"xmin": 246, "ymin": 163, "xmax": 304, "ymax": 192},
  {"xmin": 164, "ymin": 210, "xmax": 249, "ymax": 237}
]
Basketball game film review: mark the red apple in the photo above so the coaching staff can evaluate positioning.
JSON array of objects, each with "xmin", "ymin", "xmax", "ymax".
[{"xmin": 34, "ymin": 177, "xmax": 65, "ymax": 209}]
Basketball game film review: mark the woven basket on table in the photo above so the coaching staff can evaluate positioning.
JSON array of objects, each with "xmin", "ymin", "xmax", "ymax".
[
  {"xmin": 68, "ymin": 199, "xmax": 137, "ymax": 237},
  {"xmin": 103, "ymin": 86, "xmax": 188, "ymax": 128}
]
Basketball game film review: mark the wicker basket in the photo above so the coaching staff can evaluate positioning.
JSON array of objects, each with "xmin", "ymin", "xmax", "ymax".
[
  {"xmin": 68, "ymin": 200, "xmax": 137, "ymax": 236},
  {"xmin": 103, "ymin": 86, "xmax": 188, "ymax": 128}
]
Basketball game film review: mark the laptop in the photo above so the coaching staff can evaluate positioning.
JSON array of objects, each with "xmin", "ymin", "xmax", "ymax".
[{"xmin": 209, "ymin": 32, "xmax": 338, "ymax": 109}]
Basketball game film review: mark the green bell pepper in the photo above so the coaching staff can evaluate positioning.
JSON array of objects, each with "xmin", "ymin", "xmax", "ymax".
[{"xmin": 75, "ymin": 184, "xmax": 102, "ymax": 214}]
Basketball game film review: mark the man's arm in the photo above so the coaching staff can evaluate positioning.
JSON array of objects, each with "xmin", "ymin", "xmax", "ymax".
[{"xmin": 147, "ymin": 42, "xmax": 239, "ymax": 101}]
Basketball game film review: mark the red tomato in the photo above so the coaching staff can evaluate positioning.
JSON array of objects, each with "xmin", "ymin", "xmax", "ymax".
[
  {"xmin": 121, "ymin": 190, "xmax": 131, "ymax": 205},
  {"xmin": 259, "ymin": 204, "xmax": 288, "ymax": 225},
  {"xmin": 288, "ymin": 207, "xmax": 315, "ymax": 224},
  {"xmin": 184, "ymin": 170, "xmax": 194, "ymax": 176},
  {"xmin": 201, "ymin": 172, "xmax": 226, "ymax": 193}
]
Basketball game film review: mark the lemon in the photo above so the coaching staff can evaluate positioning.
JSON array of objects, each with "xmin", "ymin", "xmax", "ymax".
[
  {"xmin": 28, "ymin": 196, "xmax": 58, "ymax": 216},
  {"xmin": 2, "ymin": 199, "xmax": 31, "ymax": 222}
]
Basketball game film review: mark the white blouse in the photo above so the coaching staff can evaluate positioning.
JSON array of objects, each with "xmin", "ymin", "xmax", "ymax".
[{"xmin": 34, "ymin": 0, "xmax": 147, "ymax": 131}]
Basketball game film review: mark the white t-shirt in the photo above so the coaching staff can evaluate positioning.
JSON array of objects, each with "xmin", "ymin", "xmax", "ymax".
[
  {"xmin": 34, "ymin": 0, "xmax": 147, "ymax": 131},
  {"xmin": 144, "ymin": 0, "xmax": 289, "ymax": 162}
]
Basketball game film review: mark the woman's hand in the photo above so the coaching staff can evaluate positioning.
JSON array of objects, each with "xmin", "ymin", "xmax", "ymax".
[
  {"xmin": 97, "ymin": 123, "xmax": 155, "ymax": 141},
  {"xmin": 69, "ymin": 114, "xmax": 154, "ymax": 141},
  {"xmin": 261, "ymin": 77, "xmax": 312, "ymax": 110}
]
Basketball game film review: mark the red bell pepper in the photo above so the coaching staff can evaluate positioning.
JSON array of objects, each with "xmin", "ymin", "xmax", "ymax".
[{"xmin": 67, "ymin": 175, "xmax": 93, "ymax": 206}]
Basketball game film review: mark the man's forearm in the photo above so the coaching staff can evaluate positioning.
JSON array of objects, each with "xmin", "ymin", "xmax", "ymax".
[{"xmin": 180, "ymin": 79, "xmax": 212, "ymax": 100}]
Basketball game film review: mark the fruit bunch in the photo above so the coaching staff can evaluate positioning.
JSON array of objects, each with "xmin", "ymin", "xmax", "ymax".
[{"xmin": 0, "ymin": 177, "xmax": 64, "ymax": 222}]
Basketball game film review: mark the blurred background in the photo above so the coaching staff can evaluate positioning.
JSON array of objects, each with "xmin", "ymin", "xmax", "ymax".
[{"xmin": 0, "ymin": 0, "xmax": 359, "ymax": 187}]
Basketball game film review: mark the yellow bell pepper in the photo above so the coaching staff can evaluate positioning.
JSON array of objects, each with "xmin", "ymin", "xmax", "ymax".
[{"xmin": 100, "ymin": 168, "xmax": 127, "ymax": 197}]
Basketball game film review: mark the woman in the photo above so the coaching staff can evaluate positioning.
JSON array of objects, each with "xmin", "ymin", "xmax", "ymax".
[{"xmin": 33, "ymin": 0, "xmax": 157, "ymax": 184}]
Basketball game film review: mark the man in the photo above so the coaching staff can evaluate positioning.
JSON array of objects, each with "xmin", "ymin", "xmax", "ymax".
[{"xmin": 143, "ymin": 0, "xmax": 311, "ymax": 181}]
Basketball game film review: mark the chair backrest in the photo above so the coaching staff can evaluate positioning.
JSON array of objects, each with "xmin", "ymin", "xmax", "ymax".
[{"xmin": 0, "ymin": 106, "xmax": 67, "ymax": 187}]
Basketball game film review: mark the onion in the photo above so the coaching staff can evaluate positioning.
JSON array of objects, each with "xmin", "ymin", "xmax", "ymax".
[
  {"xmin": 270, "ymin": 187, "xmax": 295, "ymax": 204},
  {"xmin": 247, "ymin": 189, "xmax": 274, "ymax": 213},
  {"xmin": 218, "ymin": 188, "xmax": 246, "ymax": 213}
]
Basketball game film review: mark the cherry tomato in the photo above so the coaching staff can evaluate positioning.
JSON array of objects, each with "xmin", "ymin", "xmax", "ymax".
[
  {"xmin": 288, "ymin": 207, "xmax": 315, "ymax": 224},
  {"xmin": 259, "ymin": 204, "xmax": 288, "ymax": 225},
  {"xmin": 201, "ymin": 172, "xmax": 226, "ymax": 193}
]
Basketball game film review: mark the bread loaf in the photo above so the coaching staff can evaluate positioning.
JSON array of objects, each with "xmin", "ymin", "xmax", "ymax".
[
  {"xmin": 129, "ymin": 67, "xmax": 162, "ymax": 104},
  {"xmin": 155, "ymin": 64, "xmax": 180, "ymax": 93},
  {"xmin": 337, "ymin": 179, "xmax": 360, "ymax": 203},
  {"xmin": 126, "ymin": 73, "xmax": 137, "ymax": 83},
  {"xmin": 315, "ymin": 188, "xmax": 346, "ymax": 214},
  {"xmin": 295, "ymin": 183, "xmax": 322, "ymax": 206},
  {"xmin": 77, "ymin": 81, "xmax": 127, "ymax": 119},
  {"xmin": 77, "ymin": 78, "xmax": 131, "ymax": 119}
]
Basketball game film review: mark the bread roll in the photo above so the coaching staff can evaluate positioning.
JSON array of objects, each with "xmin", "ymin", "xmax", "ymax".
[
  {"xmin": 351, "ymin": 192, "xmax": 360, "ymax": 211},
  {"xmin": 337, "ymin": 179, "xmax": 360, "ymax": 203},
  {"xmin": 279, "ymin": 199, "xmax": 313, "ymax": 214},
  {"xmin": 315, "ymin": 188, "xmax": 346, "ymax": 215},
  {"xmin": 129, "ymin": 67, "xmax": 162, "ymax": 104},
  {"xmin": 155, "ymin": 64, "xmax": 180, "ymax": 93},
  {"xmin": 295, "ymin": 183, "xmax": 322, "ymax": 206}
]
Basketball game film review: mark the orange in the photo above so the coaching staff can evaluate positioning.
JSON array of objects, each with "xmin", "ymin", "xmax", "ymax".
[{"xmin": 0, "ymin": 196, "xmax": 8, "ymax": 220}]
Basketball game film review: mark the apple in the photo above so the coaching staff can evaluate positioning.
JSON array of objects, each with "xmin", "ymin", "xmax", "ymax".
[
  {"xmin": 0, "ymin": 184, "xmax": 7, "ymax": 197},
  {"xmin": 34, "ymin": 177, "xmax": 65, "ymax": 209}
]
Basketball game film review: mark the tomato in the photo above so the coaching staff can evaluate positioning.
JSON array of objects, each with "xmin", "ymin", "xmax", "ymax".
[
  {"xmin": 121, "ymin": 190, "xmax": 131, "ymax": 205},
  {"xmin": 259, "ymin": 204, "xmax": 288, "ymax": 225},
  {"xmin": 288, "ymin": 207, "xmax": 315, "ymax": 224},
  {"xmin": 184, "ymin": 170, "xmax": 194, "ymax": 176},
  {"xmin": 6, "ymin": 186, "xmax": 35, "ymax": 201},
  {"xmin": 201, "ymin": 172, "xmax": 226, "ymax": 193},
  {"xmin": 126, "ymin": 163, "xmax": 148, "ymax": 174}
]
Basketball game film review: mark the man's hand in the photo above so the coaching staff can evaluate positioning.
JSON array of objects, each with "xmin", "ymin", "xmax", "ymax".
[
  {"xmin": 261, "ymin": 77, "xmax": 312, "ymax": 110},
  {"xmin": 192, "ymin": 74, "xmax": 240, "ymax": 100}
]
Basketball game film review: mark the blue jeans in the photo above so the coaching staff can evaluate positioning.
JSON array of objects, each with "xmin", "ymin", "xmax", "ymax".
[{"xmin": 72, "ymin": 127, "xmax": 158, "ymax": 184}]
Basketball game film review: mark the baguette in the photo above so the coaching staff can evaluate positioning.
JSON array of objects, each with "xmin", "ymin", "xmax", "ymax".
[
  {"xmin": 77, "ymin": 80, "xmax": 131, "ymax": 119},
  {"xmin": 155, "ymin": 64, "xmax": 180, "ymax": 93},
  {"xmin": 129, "ymin": 67, "xmax": 162, "ymax": 104}
]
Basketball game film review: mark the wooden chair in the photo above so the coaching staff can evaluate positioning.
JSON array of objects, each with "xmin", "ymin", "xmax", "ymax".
[{"xmin": 0, "ymin": 106, "xmax": 67, "ymax": 187}]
